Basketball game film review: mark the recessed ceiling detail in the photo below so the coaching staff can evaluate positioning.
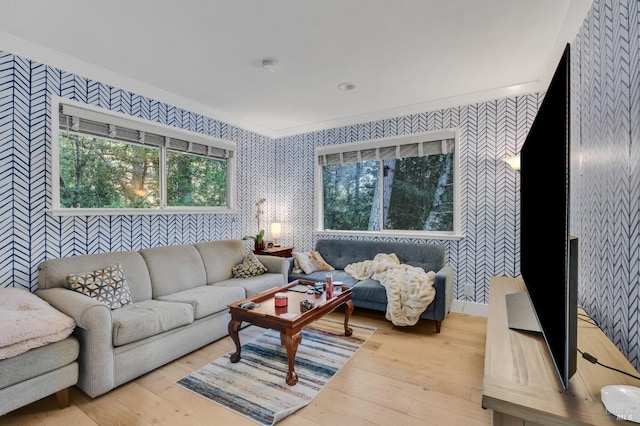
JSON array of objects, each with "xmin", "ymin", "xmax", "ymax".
[
  {"xmin": 262, "ymin": 57, "xmax": 278, "ymax": 72},
  {"xmin": 337, "ymin": 82, "xmax": 356, "ymax": 91}
]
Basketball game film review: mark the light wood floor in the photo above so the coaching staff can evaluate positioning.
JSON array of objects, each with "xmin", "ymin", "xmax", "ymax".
[{"xmin": 2, "ymin": 310, "xmax": 490, "ymax": 426}]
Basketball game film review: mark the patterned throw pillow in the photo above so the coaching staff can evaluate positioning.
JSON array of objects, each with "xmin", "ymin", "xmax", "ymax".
[
  {"xmin": 232, "ymin": 253, "xmax": 268, "ymax": 278},
  {"xmin": 67, "ymin": 263, "xmax": 133, "ymax": 310},
  {"xmin": 292, "ymin": 251, "xmax": 334, "ymax": 274}
]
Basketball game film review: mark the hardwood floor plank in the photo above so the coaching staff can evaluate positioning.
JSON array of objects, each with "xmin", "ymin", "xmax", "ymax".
[
  {"xmin": 1, "ymin": 310, "xmax": 488, "ymax": 426},
  {"xmin": 301, "ymin": 389, "xmax": 428, "ymax": 425}
]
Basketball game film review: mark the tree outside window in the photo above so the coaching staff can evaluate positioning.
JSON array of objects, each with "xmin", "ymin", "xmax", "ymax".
[
  {"xmin": 318, "ymin": 132, "xmax": 457, "ymax": 234},
  {"xmin": 59, "ymin": 134, "xmax": 159, "ymax": 208},
  {"xmin": 166, "ymin": 150, "xmax": 227, "ymax": 207},
  {"xmin": 54, "ymin": 99, "xmax": 235, "ymax": 214}
]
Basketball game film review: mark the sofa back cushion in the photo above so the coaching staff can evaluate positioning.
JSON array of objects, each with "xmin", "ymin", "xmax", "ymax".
[
  {"xmin": 194, "ymin": 239, "xmax": 245, "ymax": 284},
  {"xmin": 314, "ymin": 239, "xmax": 445, "ymax": 273},
  {"xmin": 139, "ymin": 245, "xmax": 207, "ymax": 298},
  {"xmin": 37, "ymin": 251, "xmax": 153, "ymax": 302}
]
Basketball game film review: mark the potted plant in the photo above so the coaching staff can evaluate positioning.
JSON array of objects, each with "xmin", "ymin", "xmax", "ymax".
[
  {"xmin": 243, "ymin": 229, "xmax": 266, "ymax": 250},
  {"xmin": 243, "ymin": 198, "xmax": 267, "ymax": 250}
]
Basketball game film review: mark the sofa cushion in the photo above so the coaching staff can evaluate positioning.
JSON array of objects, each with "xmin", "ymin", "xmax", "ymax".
[
  {"xmin": 67, "ymin": 263, "xmax": 133, "ymax": 310},
  {"xmin": 231, "ymin": 253, "xmax": 267, "ymax": 278},
  {"xmin": 314, "ymin": 239, "xmax": 445, "ymax": 272},
  {"xmin": 111, "ymin": 300, "xmax": 194, "ymax": 347},
  {"xmin": 0, "ymin": 288, "xmax": 76, "ymax": 360},
  {"xmin": 0, "ymin": 336, "xmax": 78, "ymax": 390},
  {"xmin": 139, "ymin": 245, "xmax": 207, "ymax": 298},
  {"xmin": 157, "ymin": 286, "xmax": 245, "ymax": 319},
  {"xmin": 194, "ymin": 239, "xmax": 246, "ymax": 284},
  {"xmin": 351, "ymin": 278, "xmax": 389, "ymax": 305},
  {"xmin": 216, "ymin": 274, "xmax": 285, "ymax": 297}
]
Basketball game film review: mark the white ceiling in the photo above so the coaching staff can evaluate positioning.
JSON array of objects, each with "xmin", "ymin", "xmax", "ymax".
[{"xmin": 0, "ymin": 0, "xmax": 592, "ymax": 138}]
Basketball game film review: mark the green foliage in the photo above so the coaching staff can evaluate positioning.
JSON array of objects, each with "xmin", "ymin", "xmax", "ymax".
[
  {"xmin": 322, "ymin": 161, "xmax": 379, "ymax": 231},
  {"xmin": 166, "ymin": 151, "xmax": 227, "ymax": 207},
  {"xmin": 59, "ymin": 135, "xmax": 228, "ymax": 209},
  {"xmin": 384, "ymin": 154, "xmax": 453, "ymax": 231},
  {"xmin": 243, "ymin": 229, "xmax": 265, "ymax": 242},
  {"xmin": 321, "ymin": 153, "xmax": 454, "ymax": 232},
  {"xmin": 59, "ymin": 134, "xmax": 159, "ymax": 208}
]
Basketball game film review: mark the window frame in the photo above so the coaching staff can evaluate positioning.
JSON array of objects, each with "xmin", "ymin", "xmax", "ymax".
[
  {"xmin": 314, "ymin": 130, "xmax": 463, "ymax": 240},
  {"xmin": 49, "ymin": 96, "xmax": 236, "ymax": 216}
]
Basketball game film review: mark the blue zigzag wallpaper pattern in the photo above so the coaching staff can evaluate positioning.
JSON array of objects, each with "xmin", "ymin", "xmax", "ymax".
[
  {"xmin": 1, "ymin": 0, "xmax": 639, "ymax": 370},
  {"xmin": 572, "ymin": 0, "xmax": 640, "ymax": 368}
]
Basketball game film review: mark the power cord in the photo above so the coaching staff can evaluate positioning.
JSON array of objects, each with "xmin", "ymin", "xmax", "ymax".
[{"xmin": 579, "ymin": 349, "xmax": 640, "ymax": 381}]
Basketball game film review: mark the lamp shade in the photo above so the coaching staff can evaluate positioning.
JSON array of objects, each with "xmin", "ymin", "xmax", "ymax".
[
  {"xmin": 503, "ymin": 155, "xmax": 521, "ymax": 171},
  {"xmin": 270, "ymin": 222, "xmax": 282, "ymax": 239}
]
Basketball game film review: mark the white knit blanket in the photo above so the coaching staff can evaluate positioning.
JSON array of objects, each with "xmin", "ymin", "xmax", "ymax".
[
  {"xmin": 345, "ymin": 253, "xmax": 436, "ymax": 326},
  {"xmin": 0, "ymin": 288, "xmax": 75, "ymax": 360}
]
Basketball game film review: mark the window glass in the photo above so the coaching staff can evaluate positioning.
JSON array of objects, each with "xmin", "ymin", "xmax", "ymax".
[
  {"xmin": 166, "ymin": 150, "xmax": 227, "ymax": 207},
  {"xmin": 317, "ymin": 132, "xmax": 457, "ymax": 235},
  {"xmin": 383, "ymin": 154, "xmax": 454, "ymax": 231},
  {"xmin": 59, "ymin": 133, "xmax": 159, "ymax": 208},
  {"xmin": 52, "ymin": 99, "xmax": 236, "ymax": 214},
  {"xmin": 322, "ymin": 161, "xmax": 379, "ymax": 231}
]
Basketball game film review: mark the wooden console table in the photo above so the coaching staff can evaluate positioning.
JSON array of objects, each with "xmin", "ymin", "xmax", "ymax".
[
  {"xmin": 483, "ymin": 276, "xmax": 640, "ymax": 425},
  {"xmin": 254, "ymin": 245, "xmax": 293, "ymax": 258}
]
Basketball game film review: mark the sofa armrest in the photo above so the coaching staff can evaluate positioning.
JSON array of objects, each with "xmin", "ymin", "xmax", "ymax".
[
  {"xmin": 430, "ymin": 265, "xmax": 455, "ymax": 321},
  {"xmin": 35, "ymin": 288, "xmax": 115, "ymax": 397},
  {"xmin": 36, "ymin": 288, "xmax": 109, "ymax": 328},
  {"xmin": 255, "ymin": 255, "xmax": 289, "ymax": 282}
]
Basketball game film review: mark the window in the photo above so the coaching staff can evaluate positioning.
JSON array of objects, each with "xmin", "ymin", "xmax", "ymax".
[
  {"xmin": 59, "ymin": 134, "xmax": 160, "ymax": 208},
  {"xmin": 51, "ymin": 98, "xmax": 235, "ymax": 215},
  {"xmin": 316, "ymin": 130, "xmax": 459, "ymax": 236},
  {"xmin": 166, "ymin": 150, "xmax": 227, "ymax": 207}
]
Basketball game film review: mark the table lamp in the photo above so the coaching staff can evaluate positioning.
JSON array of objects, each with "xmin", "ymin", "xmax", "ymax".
[{"xmin": 270, "ymin": 222, "xmax": 282, "ymax": 247}]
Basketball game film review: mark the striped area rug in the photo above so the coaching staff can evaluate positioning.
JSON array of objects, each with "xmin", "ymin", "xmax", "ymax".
[{"xmin": 177, "ymin": 319, "xmax": 376, "ymax": 425}]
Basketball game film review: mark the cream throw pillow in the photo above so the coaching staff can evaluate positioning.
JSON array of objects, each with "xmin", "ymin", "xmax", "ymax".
[{"xmin": 292, "ymin": 251, "xmax": 334, "ymax": 274}]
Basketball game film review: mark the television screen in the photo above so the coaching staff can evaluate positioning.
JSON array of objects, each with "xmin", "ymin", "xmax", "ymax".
[{"xmin": 514, "ymin": 43, "xmax": 577, "ymax": 390}]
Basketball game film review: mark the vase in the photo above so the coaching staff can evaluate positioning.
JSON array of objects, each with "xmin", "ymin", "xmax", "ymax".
[{"xmin": 255, "ymin": 241, "xmax": 265, "ymax": 250}]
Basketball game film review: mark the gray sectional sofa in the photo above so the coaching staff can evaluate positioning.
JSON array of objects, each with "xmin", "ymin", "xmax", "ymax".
[
  {"xmin": 288, "ymin": 239, "xmax": 454, "ymax": 332},
  {"xmin": 35, "ymin": 239, "xmax": 289, "ymax": 398}
]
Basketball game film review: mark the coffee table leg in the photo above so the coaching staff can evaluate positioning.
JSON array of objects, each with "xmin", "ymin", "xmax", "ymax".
[
  {"xmin": 281, "ymin": 332, "xmax": 302, "ymax": 385},
  {"xmin": 344, "ymin": 300, "xmax": 354, "ymax": 336},
  {"xmin": 228, "ymin": 319, "xmax": 242, "ymax": 363}
]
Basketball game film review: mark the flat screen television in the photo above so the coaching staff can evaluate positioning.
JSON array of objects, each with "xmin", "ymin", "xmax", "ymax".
[{"xmin": 506, "ymin": 43, "xmax": 578, "ymax": 391}]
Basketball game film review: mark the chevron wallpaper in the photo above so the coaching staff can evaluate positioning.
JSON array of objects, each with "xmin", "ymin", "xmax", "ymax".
[
  {"xmin": 571, "ymin": 0, "xmax": 640, "ymax": 368},
  {"xmin": 0, "ymin": 0, "xmax": 638, "ymax": 369}
]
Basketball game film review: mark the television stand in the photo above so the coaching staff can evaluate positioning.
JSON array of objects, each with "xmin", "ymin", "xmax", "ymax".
[{"xmin": 483, "ymin": 276, "xmax": 640, "ymax": 425}]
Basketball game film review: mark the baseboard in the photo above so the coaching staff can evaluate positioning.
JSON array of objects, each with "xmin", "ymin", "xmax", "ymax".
[{"xmin": 450, "ymin": 300, "xmax": 488, "ymax": 317}]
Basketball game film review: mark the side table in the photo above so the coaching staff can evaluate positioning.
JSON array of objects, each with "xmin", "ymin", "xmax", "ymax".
[{"xmin": 254, "ymin": 245, "xmax": 294, "ymax": 258}]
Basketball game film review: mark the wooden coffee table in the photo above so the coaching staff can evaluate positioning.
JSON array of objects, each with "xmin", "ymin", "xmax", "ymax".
[{"xmin": 227, "ymin": 280, "xmax": 354, "ymax": 386}]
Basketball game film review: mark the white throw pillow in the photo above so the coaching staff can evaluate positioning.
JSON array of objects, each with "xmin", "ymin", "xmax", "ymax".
[{"xmin": 292, "ymin": 251, "xmax": 334, "ymax": 274}]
